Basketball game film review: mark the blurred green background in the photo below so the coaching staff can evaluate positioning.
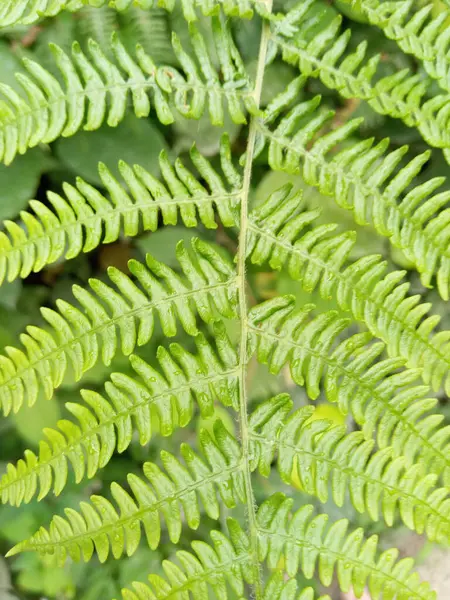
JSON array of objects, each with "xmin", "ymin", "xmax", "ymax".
[{"xmin": 0, "ymin": 1, "xmax": 449, "ymax": 598}]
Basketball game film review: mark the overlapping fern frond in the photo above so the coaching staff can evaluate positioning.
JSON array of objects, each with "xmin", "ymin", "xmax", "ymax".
[
  {"xmin": 249, "ymin": 296, "xmax": 450, "ymax": 487},
  {"xmin": 257, "ymin": 494, "xmax": 436, "ymax": 600},
  {"xmin": 342, "ymin": 0, "xmax": 450, "ymax": 94},
  {"xmin": 0, "ymin": 239, "xmax": 237, "ymax": 414},
  {"xmin": 0, "ymin": 136, "xmax": 241, "ymax": 286},
  {"xmin": 0, "ymin": 327, "xmax": 239, "ymax": 505},
  {"xmin": 255, "ymin": 79, "xmax": 450, "ymax": 300},
  {"xmin": 249, "ymin": 395, "xmax": 450, "ymax": 543},
  {"xmin": 121, "ymin": 561, "xmax": 331, "ymax": 600},
  {"xmin": 270, "ymin": 0, "xmax": 450, "ymax": 159},
  {"xmin": 10, "ymin": 491, "xmax": 435, "ymax": 600},
  {"xmin": 0, "ymin": 20, "xmax": 254, "ymax": 165},
  {"xmin": 118, "ymin": 5, "xmax": 175, "ymax": 63},
  {"xmin": 248, "ymin": 185, "xmax": 450, "ymax": 395},
  {"xmin": 0, "ymin": 0, "xmax": 265, "ymax": 28}
]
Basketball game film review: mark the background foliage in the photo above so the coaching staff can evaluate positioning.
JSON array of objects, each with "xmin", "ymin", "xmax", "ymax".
[{"xmin": 0, "ymin": 0, "xmax": 449, "ymax": 598}]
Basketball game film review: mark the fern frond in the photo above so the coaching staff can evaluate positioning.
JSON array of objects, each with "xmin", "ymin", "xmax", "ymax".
[
  {"xmin": 248, "ymin": 395, "xmax": 450, "ymax": 543},
  {"xmin": 1, "ymin": 1, "xmax": 446, "ymax": 599},
  {"xmin": 118, "ymin": 6, "xmax": 175, "ymax": 64},
  {"xmin": 121, "ymin": 569, "xmax": 330, "ymax": 600},
  {"xmin": 256, "ymin": 83, "xmax": 450, "ymax": 300},
  {"xmin": 0, "ymin": 137, "xmax": 241, "ymax": 286},
  {"xmin": 0, "ymin": 21, "xmax": 255, "ymax": 165},
  {"xmin": 257, "ymin": 493, "xmax": 436, "ymax": 599},
  {"xmin": 8, "ymin": 392, "xmax": 449, "ymax": 560},
  {"xmin": 86, "ymin": 494, "xmax": 436, "ymax": 600},
  {"xmin": 270, "ymin": 0, "xmax": 450, "ymax": 157},
  {"xmin": 119, "ymin": 520, "xmax": 255, "ymax": 600},
  {"xmin": 249, "ymin": 296, "xmax": 450, "ymax": 486},
  {"xmin": 7, "ymin": 421, "xmax": 246, "ymax": 563},
  {"xmin": 0, "ymin": 326, "xmax": 239, "ymax": 506},
  {"xmin": 247, "ymin": 184, "xmax": 450, "ymax": 395},
  {"xmin": 0, "ymin": 0, "xmax": 266, "ymax": 28},
  {"xmin": 0, "ymin": 239, "xmax": 238, "ymax": 415},
  {"xmin": 344, "ymin": 0, "xmax": 450, "ymax": 95},
  {"xmin": 260, "ymin": 573, "xmax": 331, "ymax": 600},
  {"xmin": 76, "ymin": 5, "xmax": 117, "ymax": 55}
]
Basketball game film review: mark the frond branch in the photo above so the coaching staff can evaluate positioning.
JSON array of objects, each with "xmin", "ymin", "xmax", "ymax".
[
  {"xmin": 248, "ymin": 396, "xmax": 450, "ymax": 543},
  {"xmin": 7, "ymin": 424, "xmax": 246, "ymax": 563},
  {"xmin": 0, "ymin": 327, "xmax": 239, "ymax": 505},
  {"xmin": 349, "ymin": 0, "xmax": 450, "ymax": 95},
  {"xmin": 249, "ymin": 296, "xmax": 450, "ymax": 485},
  {"xmin": 0, "ymin": 239, "xmax": 238, "ymax": 415},
  {"xmin": 270, "ymin": 1, "xmax": 450, "ymax": 159},
  {"xmin": 247, "ymin": 186, "xmax": 450, "ymax": 396},
  {"xmin": 0, "ymin": 22, "xmax": 255, "ymax": 165},
  {"xmin": 0, "ymin": 138, "xmax": 241, "ymax": 286},
  {"xmin": 256, "ymin": 100, "xmax": 450, "ymax": 300},
  {"xmin": 257, "ymin": 494, "xmax": 435, "ymax": 600}
]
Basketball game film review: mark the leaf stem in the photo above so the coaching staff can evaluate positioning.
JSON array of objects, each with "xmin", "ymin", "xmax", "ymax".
[{"xmin": 236, "ymin": 5, "xmax": 273, "ymax": 598}]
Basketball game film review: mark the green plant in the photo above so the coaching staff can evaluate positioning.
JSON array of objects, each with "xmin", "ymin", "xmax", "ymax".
[{"xmin": 0, "ymin": 0, "xmax": 449, "ymax": 598}]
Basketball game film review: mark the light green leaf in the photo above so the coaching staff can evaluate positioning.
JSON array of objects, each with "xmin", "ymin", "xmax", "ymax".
[
  {"xmin": 12, "ymin": 392, "xmax": 61, "ymax": 447},
  {"xmin": 135, "ymin": 226, "xmax": 197, "ymax": 267},
  {"xmin": 55, "ymin": 114, "xmax": 168, "ymax": 187},
  {"xmin": 255, "ymin": 170, "xmax": 385, "ymax": 258},
  {"xmin": 335, "ymin": 0, "xmax": 370, "ymax": 23},
  {"xmin": 0, "ymin": 149, "xmax": 51, "ymax": 220},
  {"xmin": 253, "ymin": 170, "xmax": 303, "ymax": 209},
  {"xmin": 173, "ymin": 109, "xmax": 241, "ymax": 156},
  {"xmin": 247, "ymin": 61, "xmax": 299, "ymax": 107},
  {"xmin": 0, "ymin": 41, "xmax": 23, "ymax": 91}
]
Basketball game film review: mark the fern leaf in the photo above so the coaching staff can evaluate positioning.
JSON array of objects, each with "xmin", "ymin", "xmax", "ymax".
[
  {"xmin": 248, "ymin": 395, "xmax": 450, "ymax": 543},
  {"xmin": 257, "ymin": 493, "xmax": 436, "ymax": 599},
  {"xmin": 345, "ymin": 0, "xmax": 450, "ymax": 95},
  {"xmin": 118, "ymin": 6, "xmax": 175, "ymax": 64},
  {"xmin": 0, "ymin": 138, "xmax": 241, "ymax": 286},
  {"xmin": 121, "ymin": 568, "xmax": 329, "ymax": 600},
  {"xmin": 7, "ymin": 422, "xmax": 246, "ymax": 563},
  {"xmin": 257, "ymin": 84, "xmax": 450, "ymax": 300},
  {"xmin": 249, "ymin": 296, "xmax": 450, "ymax": 486},
  {"xmin": 119, "ymin": 521, "xmax": 255, "ymax": 600},
  {"xmin": 271, "ymin": 0, "xmax": 450, "ymax": 158},
  {"xmin": 75, "ymin": 495, "xmax": 435, "ymax": 600},
  {"xmin": 0, "ymin": 239, "xmax": 238, "ymax": 415},
  {"xmin": 9, "ymin": 497, "xmax": 436, "ymax": 599},
  {"xmin": 0, "ymin": 21, "xmax": 255, "ymax": 165},
  {"xmin": 76, "ymin": 5, "xmax": 118, "ymax": 56},
  {"xmin": 0, "ymin": 327, "xmax": 239, "ymax": 505},
  {"xmin": 0, "ymin": 0, "xmax": 264, "ymax": 28},
  {"xmin": 8, "ymin": 392, "xmax": 449, "ymax": 559},
  {"xmin": 1, "ymin": 2, "xmax": 446, "ymax": 599},
  {"xmin": 248, "ymin": 184, "xmax": 450, "ymax": 395},
  {"xmin": 261, "ymin": 573, "xmax": 331, "ymax": 600}
]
